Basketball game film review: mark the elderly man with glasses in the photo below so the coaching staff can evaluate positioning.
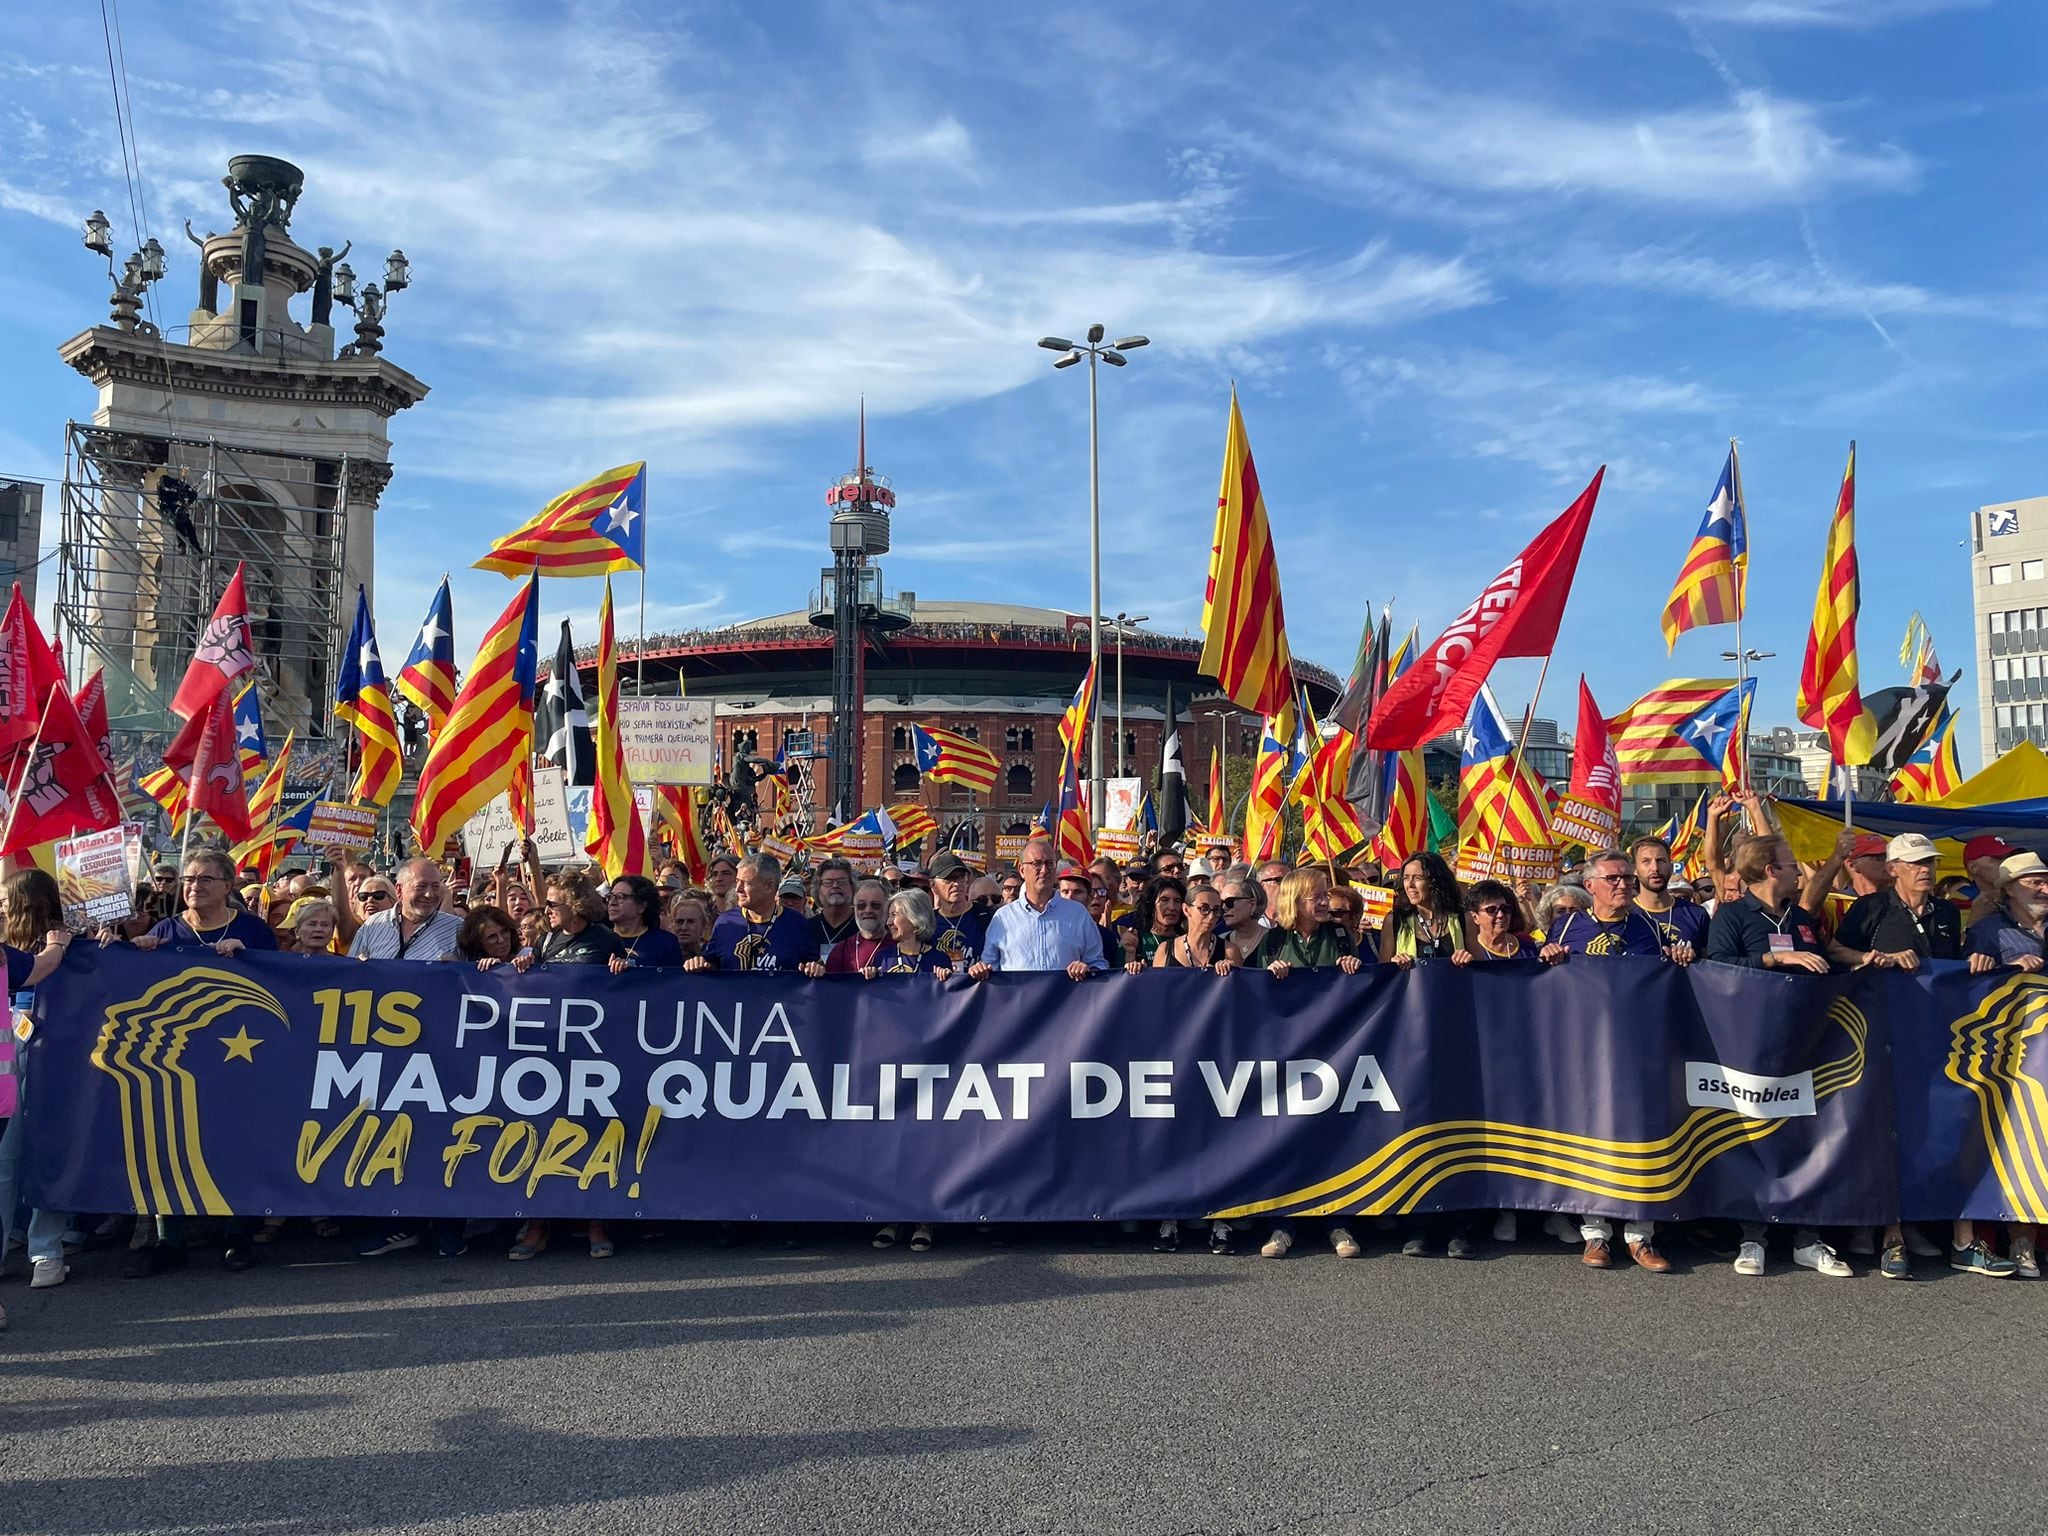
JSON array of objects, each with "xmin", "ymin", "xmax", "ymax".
[
  {"xmin": 348, "ymin": 859, "xmax": 464, "ymax": 963},
  {"xmin": 969, "ymin": 839, "xmax": 1105, "ymax": 981}
]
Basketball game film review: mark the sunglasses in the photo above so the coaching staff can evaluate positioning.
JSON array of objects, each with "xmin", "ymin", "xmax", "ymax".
[
  {"xmin": 362, "ymin": 889, "xmax": 396, "ymax": 902},
  {"xmin": 1475, "ymin": 903, "xmax": 1512, "ymax": 917}
]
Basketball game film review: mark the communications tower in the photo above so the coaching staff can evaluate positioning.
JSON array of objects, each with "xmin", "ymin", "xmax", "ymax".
[{"xmin": 808, "ymin": 405, "xmax": 911, "ymax": 822}]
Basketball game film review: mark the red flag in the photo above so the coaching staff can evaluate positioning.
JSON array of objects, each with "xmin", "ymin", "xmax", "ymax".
[
  {"xmin": 0, "ymin": 686, "xmax": 122, "ymax": 855},
  {"xmin": 0, "ymin": 582, "xmax": 68, "ymax": 757},
  {"xmin": 73, "ymin": 669, "xmax": 113, "ymax": 767},
  {"xmin": 1366, "ymin": 469, "xmax": 1602, "ymax": 749},
  {"xmin": 164, "ymin": 686, "xmax": 254, "ymax": 843},
  {"xmin": 170, "ymin": 562, "xmax": 256, "ymax": 721},
  {"xmin": 1565, "ymin": 677, "xmax": 1621, "ymax": 818}
]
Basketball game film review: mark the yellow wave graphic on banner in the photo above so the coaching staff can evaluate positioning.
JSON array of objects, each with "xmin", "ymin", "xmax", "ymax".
[
  {"xmin": 1945, "ymin": 976, "xmax": 2048, "ymax": 1223},
  {"xmin": 1211, "ymin": 998, "xmax": 1867, "ymax": 1220},
  {"xmin": 90, "ymin": 968, "xmax": 288, "ymax": 1216}
]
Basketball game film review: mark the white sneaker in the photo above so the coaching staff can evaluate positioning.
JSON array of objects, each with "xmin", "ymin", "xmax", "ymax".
[
  {"xmin": 29, "ymin": 1257, "xmax": 68, "ymax": 1289},
  {"xmin": 1903, "ymin": 1226, "xmax": 1943, "ymax": 1259},
  {"xmin": 1329, "ymin": 1226, "xmax": 1360, "ymax": 1259},
  {"xmin": 1491, "ymin": 1212, "xmax": 1517, "ymax": 1243},
  {"xmin": 1732, "ymin": 1241, "xmax": 1766, "ymax": 1276},
  {"xmin": 1259, "ymin": 1229, "xmax": 1293, "ymax": 1259},
  {"xmin": 1793, "ymin": 1239, "xmax": 1852, "ymax": 1277},
  {"xmin": 1542, "ymin": 1213, "xmax": 1579, "ymax": 1245}
]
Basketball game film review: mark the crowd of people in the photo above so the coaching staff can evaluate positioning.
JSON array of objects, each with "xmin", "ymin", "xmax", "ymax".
[{"xmin": 3, "ymin": 787, "xmax": 2045, "ymax": 1329}]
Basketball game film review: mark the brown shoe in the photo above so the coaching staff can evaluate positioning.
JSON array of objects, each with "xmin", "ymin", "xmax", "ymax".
[
  {"xmin": 1581, "ymin": 1238, "xmax": 1612, "ymax": 1269},
  {"xmin": 1628, "ymin": 1240, "xmax": 1672, "ymax": 1273}
]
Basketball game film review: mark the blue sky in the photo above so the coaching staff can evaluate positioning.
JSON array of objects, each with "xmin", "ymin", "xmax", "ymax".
[{"xmin": 2, "ymin": 0, "xmax": 2041, "ymax": 764}]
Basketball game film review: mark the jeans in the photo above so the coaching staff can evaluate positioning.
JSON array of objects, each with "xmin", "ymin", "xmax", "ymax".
[{"xmin": 0, "ymin": 1112, "xmax": 72, "ymax": 1264}]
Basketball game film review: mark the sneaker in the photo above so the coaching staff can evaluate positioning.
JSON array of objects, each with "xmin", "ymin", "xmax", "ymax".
[
  {"xmin": 1903, "ymin": 1226, "xmax": 1942, "ymax": 1259},
  {"xmin": 1447, "ymin": 1235, "xmax": 1476, "ymax": 1260},
  {"xmin": 1400, "ymin": 1235, "xmax": 1428, "ymax": 1257},
  {"xmin": 1847, "ymin": 1226, "xmax": 1877, "ymax": 1257},
  {"xmin": 1581, "ymin": 1239, "xmax": 1612, "ymax": 1269},
  {"xmin": 1152, "ymin": 1220, "xmax": 1180, "ymax": 1254},
  {"xmin": 29, "ymin": 1257, "xmax": 67, "ymax": 1289},
  {"xmin": 356, "ymin": 1231, "xmax": 419, "ymax": 1258},
  {"xmin": 1543, "ymin": 1213, "xmax": 1580, "ymax": 1245},
  {"xmin": 437, "ymin": 1231, "xmax": 468, "ymax": 1259},
  {"xmin": 909, "ymin": 1225, "xmax": 934, "ymax": 1252},
  {"xmin": 2012, "ymin": 1237, "xmax": 2039, "ymax": 1279},
  {"xmin": 1209, "ymin": 1223, "xmax": 1236, "ymax": 1257},
  {"xmin": 1259, "ymin": 1229, "xmax": 1293, "ymax": 1259},
  {"xmin": 1792, "ymin": 1239, "xmax": 1852, "ymax": 1278},
  {"xmin": 1330, "ymin": 1226, "xmax": 1361, "ymax": 1259},
  {"xmin": 122, "ymin": 1245, "xmax": 187, "ymax": 1280},
  {"xmin": 1491, "ymin": 1212, "xmax": 1517, "ymax": 1244},
  {"xmin": 1950, "ymin": 1239, "xmax": 2016, "ymax": 1277},
  {"xmin": 871, "ymin": 1224, "xmax": 899, "ymax": 1250},
  {"xmin": 1733, "ymin": 1241, "xmax": 1766, "ymax": 1276},
  {"xmin": 1879, "ymin": 1242, "xmax": 1911, "ymax": 1280}
]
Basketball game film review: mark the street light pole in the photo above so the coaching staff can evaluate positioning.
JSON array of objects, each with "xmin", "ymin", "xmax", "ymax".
[
  {"xmin": 1099, "ymin": 611, "xmax": 1149, "ymax": 776},
  {"xmin": 1040, "ymin": 325, "xmax": 1147, "ymax": 825}
]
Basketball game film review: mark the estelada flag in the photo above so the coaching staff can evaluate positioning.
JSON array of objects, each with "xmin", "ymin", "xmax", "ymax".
[
  {"xmin": 1367, "ymin": 469, "xmax": 1602, "ymax": 749},
  {"xmin": 0, "ymin": 582, "xmax": 67, "ymax": 759},
  {"xmin": 1200, "ymin": 389, "xmax": 1296, "ymax": 717},
  {"xmin": 412, "ymin": 573, "xmax": 541, "ymax": 856},
  {"xmin": 0, "ymin": 684, "xmax": 122, "ymax": 855},
  {"xmin": 163, "ymin": 684, "xmax": 255, "ymax": 844},
  {"xmin": 169, "ymin": 562, "xmax": 255, "ymax": 721},
  {"xmin": 475, "ymin": 463, "xmax": 646, "ymax": 578}
]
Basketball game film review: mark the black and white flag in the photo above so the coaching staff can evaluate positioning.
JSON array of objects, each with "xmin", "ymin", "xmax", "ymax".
[
  {"xmin": 1159, "ymin": 684, "xmax": 1189, "ymax": 843},
  {"xmin": 1864, "ymin": 671, "xmax": 1957, "ymax": 777},
  {"xmin": 536, "ymin": 619, "xmax": 594, "ymax": 786}
]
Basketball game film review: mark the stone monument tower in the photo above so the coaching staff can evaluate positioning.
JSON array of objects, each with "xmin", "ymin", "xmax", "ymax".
[{"xmin": 54, "ymin": 155, "xmax": 429, "ymax": 737}]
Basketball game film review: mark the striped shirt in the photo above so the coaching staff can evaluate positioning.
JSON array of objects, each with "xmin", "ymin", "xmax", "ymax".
[{"xmin": 349, "ymin": 909, "xmax": 464, "ymax": 962}]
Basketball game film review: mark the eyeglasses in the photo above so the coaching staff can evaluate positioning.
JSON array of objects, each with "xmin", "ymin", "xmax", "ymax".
[
  {"xmin": 1475, "ymin": 903, "xmax": 1512, "ymax": 917},
  {"xmin": 361, "ymin": 890, "xmax": 396, "ymax": 903},
  {"xmin": 545, "ymin": 899, "xmax": 572, "ymax": 911},
  {"xmin": 1222, "ymin": 895, "xmax": 1250, "ymax": 907},
  {"xmin": 180, "ymin": 874, "xmax": 224, "ymax": 886},
  {"xmin": 1589, "ymin": 872, "xmax": 1632, "ymax": 884}
]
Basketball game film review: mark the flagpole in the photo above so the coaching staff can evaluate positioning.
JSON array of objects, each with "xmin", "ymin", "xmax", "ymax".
[
  {"xmin": 1730, "ymin": 437, "xmax": 1751, "ymax": 797},
  {"xmin": 637, "ymin": 466, "xmax": 648, "ymax": 694},
  {"xmin": 1499, "ymin": 651, "xmax": 1554, "ymax": 852}
]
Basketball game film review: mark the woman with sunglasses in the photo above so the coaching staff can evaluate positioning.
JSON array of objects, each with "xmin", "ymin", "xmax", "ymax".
[
  {"xmin": 1211, "ymin": 878, "xmax": 1268, "ymax": 974},
  {"xmin": 1451, "ymin": 880, "xmax": 1544, "ymax": 964},
  {"xmin": 605, "ymin": 875, "xmax": 684, "ymax": 971},
  {"xmin": 1157, "ymin": 885, "xmax": 1226, "ymax": 970}
]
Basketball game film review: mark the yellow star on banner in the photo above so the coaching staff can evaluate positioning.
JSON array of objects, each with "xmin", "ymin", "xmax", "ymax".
[{"xmin": 221, "ymin": 1026, "xmax": 263, "ymax": 1063}]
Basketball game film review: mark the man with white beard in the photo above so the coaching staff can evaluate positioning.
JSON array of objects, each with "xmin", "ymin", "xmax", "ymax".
[
  {"xmin": 824, "ymin": 878, "xmax": 893, "ymax": 974},
  {"xmin": 1965, "ymin": 851, "xmax": 2048, "ymax": 973}
]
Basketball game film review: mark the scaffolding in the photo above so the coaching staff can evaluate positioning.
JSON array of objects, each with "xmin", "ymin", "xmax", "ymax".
[{"xmin": 55, "ymin": 421, "xmax": 352, "ymax": 741}]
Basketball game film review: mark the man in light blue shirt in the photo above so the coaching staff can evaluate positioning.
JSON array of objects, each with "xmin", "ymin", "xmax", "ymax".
[{"xmin": 969, "ymin": 838, "xmax": 1105, "ymax": 981}]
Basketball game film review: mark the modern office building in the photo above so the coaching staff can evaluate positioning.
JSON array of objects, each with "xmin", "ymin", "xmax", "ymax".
[
  {"xmin": 0, "ymin": 480, "xmax": 44, "ymax": 607},
  {"xmin": 1971, "ymin": 493, "xmax": 2048, "ymax": 765}
]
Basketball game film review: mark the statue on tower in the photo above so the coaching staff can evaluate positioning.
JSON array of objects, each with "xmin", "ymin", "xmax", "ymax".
[{"xmin": 221, "ymin": 154, "xmax": 304, "ymax": 289}]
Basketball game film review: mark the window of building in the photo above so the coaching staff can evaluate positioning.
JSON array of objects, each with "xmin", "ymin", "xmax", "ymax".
[
  {"xmin": 1997, "ymin": 705, "xmax": 2015, "ymax": 731},
  {"xmin": 1991, "ymin": 610, "xmax": 2008, "ymax": 635},
  {"xmin": 1019, "ymin": 727, "xmax": 1033, "ymax": 752},
  {"xmin": 893, "ymin": 761, "xmax": 921, "ymax": 792},
  {"xmin": 2027, "ymin": 560, "xmax": 2045, "ymax": 583},
  {"xmin": 892, "ymin": 725, "xmax": 909, "ymax": 750},
  {"xmin": 1004, "ymin": 727, "xmax": 1020, "ymax": 751},
  {"xmin": 955, "ymin": 724, "xmax": 980, "ymax": 741},
  {"xmin": 1991, "ymin": 564, "xmax": 2013, "ymax": 585},
  {"xmin": 1006, "ymin": 763, "xmax": 1033, "ymax": 799}
]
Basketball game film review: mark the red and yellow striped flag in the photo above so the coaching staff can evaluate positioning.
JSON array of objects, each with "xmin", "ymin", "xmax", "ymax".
[
  {"xmin": 887, "ymin": 803, "xmax": 939, "ymax": 844},
  {"xmin": 139, "ymin": 765, "xmax": 188, "ymax": 833},
  {"xmin": 1244, "ymin": 707, "xmax": 1293, "ymax": 864},
  {"xmin": 586, "ymin": 575, "xmax": 650, "ymax": 880},
  {"xmin": 1199, "ymin": 389, "xmax": 1296, "ymax": 718},
  {"xmin": 653, "ymin": 785, "xmax": 710, "ymax": 884},
  {"xmin": 232, "ymin": 732, "xmax": 297, "ymax": 880},
  {"xmin": 1368, "ymin": 749, "xmax": 1428, "ymax": 870},
  {"xmin": 1795, "ymin": 445, "xmax": 1877, "ymax": 766},
  {"xmin": 412, "ymin": 574, "xmax": 541, "ymax": 856},
  {"xmin": 475, "ymin": 463, "xmax": 647, "ymax": 578},
  {"xmin": 1891, "ymin": 705, "xmax": 1962, "ymax": 804}
]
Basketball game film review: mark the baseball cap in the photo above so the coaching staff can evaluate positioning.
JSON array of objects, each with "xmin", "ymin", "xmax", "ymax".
[
  {"xmin": 1848, "ymin": 834, "xmax": 1889, "ymax": 860},
  {"xmin": 776, "ymin": 876, "xmax": 807, "ymax": 897},
  {"xmin": 1965, "ymin": 835, "xmax": 2021, "ymax": 867},
  {"xmin": 1055, "ymin": 863, "xmax": 1086, "ymax": 881},
  {"xmin": 929, "ymin": 852, "xmax": 971, "ymax": 880},
  {"xmin": 1886, "ymin": 833, "xmax": 1939, "ymax": 864},
  {"xmin": 1999, "ymin": 851, "xmax": 2048, "ymax": 881}
]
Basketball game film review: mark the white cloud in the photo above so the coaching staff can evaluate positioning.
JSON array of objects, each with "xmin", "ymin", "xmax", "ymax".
[
  {"xmin": 1676, "ymin": 0, "xmax": 1985, "ymax": 26},
  {"xmin": 1298, "ymin": 80, "xmax": 1916, "ymax": 207},
  {"xmin": 863, "ymin": 116, "xmax": 977, "ymax": 176}
]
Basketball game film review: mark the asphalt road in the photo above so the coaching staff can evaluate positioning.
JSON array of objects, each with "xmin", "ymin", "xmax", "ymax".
[{"xmin": 3, "ymin": 1222, "xmax": 2043, "ymax": 1535}]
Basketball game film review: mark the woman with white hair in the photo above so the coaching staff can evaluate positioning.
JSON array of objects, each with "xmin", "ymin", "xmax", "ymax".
[{"xmin": 864, "ymin": 888, "xmax": 954, "ymax": 977}]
